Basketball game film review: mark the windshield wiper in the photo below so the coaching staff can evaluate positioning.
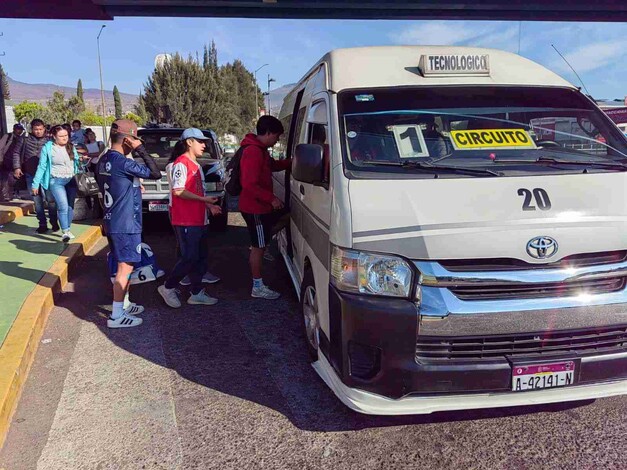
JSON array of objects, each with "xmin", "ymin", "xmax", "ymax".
[
  {"xmin": 494, "ymin": 156, "xmax": 627, "ymax": 170},
  {"xmin": 361, "ymin": 160, "xmax": 502, "ymax": 177},
  {"xmin": 537, "ymin": 157, "xmax": 627, "ymax": 169}
]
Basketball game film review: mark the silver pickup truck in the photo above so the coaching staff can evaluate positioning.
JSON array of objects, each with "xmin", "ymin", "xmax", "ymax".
[{"xmin": 137, "ymin": 127, "xmax": 229, "ymax": 231}]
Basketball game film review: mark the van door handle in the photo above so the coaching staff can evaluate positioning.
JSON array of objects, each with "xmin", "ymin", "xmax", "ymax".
[{"xmin": 299, "ymin": 184, "xmax": 305, "ymax": 195}]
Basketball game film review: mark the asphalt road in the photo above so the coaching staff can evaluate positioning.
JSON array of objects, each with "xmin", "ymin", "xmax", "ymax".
[{"xmin": 1, "ymin": 213, "xmax": 626, "ymax": 470}]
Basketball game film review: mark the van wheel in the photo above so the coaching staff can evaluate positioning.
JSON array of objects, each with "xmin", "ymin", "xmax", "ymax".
[{"xmin": 300, "ymin": 269, "xmax": 319, "ymax": 361}]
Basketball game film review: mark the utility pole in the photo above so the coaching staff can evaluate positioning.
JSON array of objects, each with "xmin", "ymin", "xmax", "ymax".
[
  {"xmin": 97, "ymin": 25, "xmax": 107, "ymax": 140},
  {"xmin": 267, "ymin": 74, "xmax": 276, "ymax": 116},
  {"xmin": 253, "ymin": 64, "xmax": 268, "ymax": 118}
]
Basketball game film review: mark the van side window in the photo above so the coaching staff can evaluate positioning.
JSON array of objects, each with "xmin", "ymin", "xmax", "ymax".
[
  {"xmin": 277, "ymin": 114, "xmax": 292, "ymax": 160},
  {"xmin": 292, "ymin": 107, "xmax": 307, "ymax": 156},
  {"xmin": 309, "ymin": 123, "xmax": 330, "ymax": 184}
]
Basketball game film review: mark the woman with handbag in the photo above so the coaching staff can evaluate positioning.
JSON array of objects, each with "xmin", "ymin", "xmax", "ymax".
[{"xmin": 31, "ymin": 125, "xmax": 82, "ymax": 242}]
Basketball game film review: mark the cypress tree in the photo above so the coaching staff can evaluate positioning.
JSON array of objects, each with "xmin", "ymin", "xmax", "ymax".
[
  {"xmin": 113, "ymin": 85, "xmax": 123, "ymax": 119},
  {"xmin": 77, "ymin": 78, "xmax": 84, "ymax": 104}
]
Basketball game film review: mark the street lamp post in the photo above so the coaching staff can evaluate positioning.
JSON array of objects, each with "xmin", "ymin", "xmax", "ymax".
[
  {"xmin": 267, "ymin": 74, "xmax": 276, "ymax": 116},
  {"xmin": 96, "ymin": 24, "xmax": 107, "ymax": 141},
  {"xmin": 253, "ymin": 64, "xmax": 268, "ymax": 118}
]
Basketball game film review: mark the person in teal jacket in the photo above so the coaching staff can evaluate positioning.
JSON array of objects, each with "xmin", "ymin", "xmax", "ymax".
[{"xmin": 32, "ymin": 125, "xmax": 82, "ymax": 242}]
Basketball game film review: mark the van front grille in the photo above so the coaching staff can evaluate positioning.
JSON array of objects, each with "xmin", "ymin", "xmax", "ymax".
[
  {"xmin": 142, "ymin": 175, "xmax": 169, "ymax": 192},
  {"xmin": 449, "ymin": 277, "xmax": 626, "ymax": 301},
  {"xmin": 439, "ymin": 251, "xmax": 627, "ymax": 272},
  {"xmin": 416, "ymin": 325, "xmax": 627, "ymax": 361}
]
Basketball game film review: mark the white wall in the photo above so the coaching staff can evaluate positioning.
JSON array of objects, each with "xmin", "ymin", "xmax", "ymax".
[{"xmin": 88, "ymin": 126, "xmax": 112, "ymax": 144}]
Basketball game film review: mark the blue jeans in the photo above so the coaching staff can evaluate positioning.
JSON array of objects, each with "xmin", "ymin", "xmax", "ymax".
[
  {"xmin": 48, "ymin": 176, "xmax": 78, "ymax": 231},
  {"xmin": 164, "ymin": 225, "xmax": 209, "ymax": 295},
  {"xmin": 26, "ymin": 173, "xmax": 58, "ymax": 228}
]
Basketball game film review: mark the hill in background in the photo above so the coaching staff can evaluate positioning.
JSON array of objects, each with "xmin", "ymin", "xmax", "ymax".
[
  {"xmin": 5, "ymin": 76, "xmax": 297, "ymax": 117},
  {"xmin": 6, "ymin": 76, "xmax": 139, "ymax": 114},
  {"xmin": 266, "ymin": 83, "xmax": 295, "ymax": 115}
]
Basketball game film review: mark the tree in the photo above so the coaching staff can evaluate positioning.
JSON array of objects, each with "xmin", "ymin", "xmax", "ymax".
[
  {"xmin": 113, "ymin": 85, "xmax": 123, "ymax": 119},
  {"xmin": 76, "ymin": 110, "xmax": 115, "ymax": 126},
  {"xmin": 0, "ymin": 64, "xmax": 10, "ymax": 100},
  {"xmin": 123, "ymin": 112, "xmax": 142, "ymax": 125},
  {"xmin": 76, "ymin": 78, "xmax": 84, "ymax": 104},
  {"xmin": 13, "ymin": 101, "xmax": 45, "ymax": 123},
  {"xmin": 133, "ymin": 93, "xmax": 148, "ymax": 125},
  {"xmin": 143, "ymin": 53, "xmax": 215, "ymax": 129},
  {"xmin": 67, "ymin": 95, "xmax": 85, "ymax": 117},
  {"xmin": 142, "ymin": 43, "xmax": 260, "ymax": 138},
  {"xmin": 45, "ymin": 91, "xmax": 72, "ymax": 124}
]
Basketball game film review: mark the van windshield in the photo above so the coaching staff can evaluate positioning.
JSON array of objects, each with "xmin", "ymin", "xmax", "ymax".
[{"xmin": 338, "ymin": 86, "xmax": 627, "ymax": 177}]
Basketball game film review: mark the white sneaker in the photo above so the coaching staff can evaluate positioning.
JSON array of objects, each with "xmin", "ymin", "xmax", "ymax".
[
  {"xmin": 251, "ymin": 285, "xmax": 281, "ymax": 300},
  {"xmin": 158, "ymin": 285, "xmax": 181, "ymax": 308},
  {"xmin": 187, "ymin": 290, "xmax": 219, "ymax": 305},
  {"xmin": 180, "ymin": 272, "xmax": 221, "ymax": 286},
  {"xmin": 107, "ymin": 312, "xmax": 143, "ymax": 328},
  {"xmin": 61, "ymin": 231, "xmax": 76, "ymax": 242},
  {"xmin": 124, "ymin": 303, "xmax": 145, "ymax": 315}
]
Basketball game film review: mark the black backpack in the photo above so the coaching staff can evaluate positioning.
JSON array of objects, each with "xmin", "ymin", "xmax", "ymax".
[{"xmin": 225, "ymin": 145, "xmax": 248, "ymax": 197}]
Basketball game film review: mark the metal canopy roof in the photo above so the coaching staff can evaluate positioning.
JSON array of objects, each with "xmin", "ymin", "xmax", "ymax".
[{"xmin": 3, "ymin": 0, "xmax": 627, "ymax": 22}]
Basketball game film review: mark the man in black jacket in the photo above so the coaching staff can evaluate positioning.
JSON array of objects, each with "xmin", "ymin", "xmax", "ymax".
[
  {"xmin": 12, "ymin": 119, "xmax": 59, "ymax": 233},
  {"xmin": 0, "ymin": 123, "xmax": 24, "ymax": 201}
]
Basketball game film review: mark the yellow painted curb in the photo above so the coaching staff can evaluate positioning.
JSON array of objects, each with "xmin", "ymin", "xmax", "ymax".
[
  {"xmin": 0, "ymin": 223, "xmax": 103, "ymax": 449},
  {"xmin": 0, "ymin": 201, "xmax": 35, "ymax": 226}
]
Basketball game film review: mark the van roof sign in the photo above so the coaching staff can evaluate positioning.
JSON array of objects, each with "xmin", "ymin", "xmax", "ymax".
[{"xmin": 419, "ymin": 54, "xmax": 490, "ymax": 77}]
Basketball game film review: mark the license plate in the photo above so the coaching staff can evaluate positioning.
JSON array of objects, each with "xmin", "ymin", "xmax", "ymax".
[
  {"xmin": 512, "ymin": 361, "xmax": 575, "ymax": 391},
  {"xmin": 148, "ymin": 202, "xmax": 169, "ymax": 212}
]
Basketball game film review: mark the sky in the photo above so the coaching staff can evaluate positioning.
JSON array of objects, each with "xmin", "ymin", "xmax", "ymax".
[{"xmin": 0, "ymin": 17, "xmax": 625, "ymax": 100}]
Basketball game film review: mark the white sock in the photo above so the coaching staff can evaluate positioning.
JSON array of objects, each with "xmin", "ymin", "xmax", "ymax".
[
  {"xmin": 111, "ymin": 301, "xmax": 125, "ymax": 320},
  {"xmin": 253, "ymin": 278, "xmax": 264, "ymax": 289},
  {"xmin": 123, "ymin": 292, "xmax": 131, "ymax": 309}
]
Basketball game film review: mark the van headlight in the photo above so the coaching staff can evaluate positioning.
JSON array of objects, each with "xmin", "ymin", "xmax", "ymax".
[{"xmin": 331, "ymin": 246, "xmax": 414, "ymax": 298}]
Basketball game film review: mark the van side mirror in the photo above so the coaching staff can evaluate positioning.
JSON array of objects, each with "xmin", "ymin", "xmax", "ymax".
[{"xmin": 293, "ymin": 144, "xmax": 324, "ymax": 185}]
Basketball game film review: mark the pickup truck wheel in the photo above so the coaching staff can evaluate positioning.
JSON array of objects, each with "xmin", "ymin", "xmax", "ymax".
[
  {"xmin": 299, "ymin": 269, "xmax": 319, "ymax": 361},
  {"xmin": 210, "ymin": 197, "xmax": 229, "ymax": 232}
]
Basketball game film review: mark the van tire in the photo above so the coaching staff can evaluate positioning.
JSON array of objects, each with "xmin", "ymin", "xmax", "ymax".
[{"xmin": 299, "ymin": 268, "xmax": 319, "ymax": 361}]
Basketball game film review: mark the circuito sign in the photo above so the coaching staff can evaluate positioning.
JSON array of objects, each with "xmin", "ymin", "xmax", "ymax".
[
  {"xmin": 420, "ymin": 54, "xmax": 490, "ymax": 76},
  {"xmin": 450, "ymin": 128, "xmax": 537, "ymax": 150}
]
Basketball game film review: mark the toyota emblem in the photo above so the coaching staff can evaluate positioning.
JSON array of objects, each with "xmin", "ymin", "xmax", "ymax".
[{"xmin": 526, "ymin": 236, "xmax": 558, "ymax": 259}]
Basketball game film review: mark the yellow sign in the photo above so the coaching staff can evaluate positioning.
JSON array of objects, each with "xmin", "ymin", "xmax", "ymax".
[{"xmin": 450, "ymin": 129, "xmax": 536, "ymax": 150}]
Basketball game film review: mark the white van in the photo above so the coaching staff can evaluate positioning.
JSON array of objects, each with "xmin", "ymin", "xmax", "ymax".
[{"xmin": 273, "ymin": 46, "xmax": 627, "ymax": 415}]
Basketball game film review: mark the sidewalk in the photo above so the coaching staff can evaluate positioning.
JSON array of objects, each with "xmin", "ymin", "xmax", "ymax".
[
  {"xmin": 0, "ymin": 207, "xmax": 103, "ymax": 448},
  {"xmin": 0, "ymin": 214, "xmax": 92, "ymax": 346}
]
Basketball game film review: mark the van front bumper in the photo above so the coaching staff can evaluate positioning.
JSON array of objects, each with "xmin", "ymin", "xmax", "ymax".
[
  {"xmin": 324, "ymin": 286, "xmax": 627, "ymax": 411},
  {"xmin": 314, "ymin": 352, "xmax": 627, "ymax": 415}
]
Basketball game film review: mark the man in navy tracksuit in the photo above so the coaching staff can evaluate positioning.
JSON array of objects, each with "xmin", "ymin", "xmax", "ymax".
[{"xmin": 97, "ymin": 119, "xmax": 161, "ymax": 328}]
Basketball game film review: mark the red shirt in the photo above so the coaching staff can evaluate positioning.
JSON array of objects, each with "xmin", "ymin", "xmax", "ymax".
[
  {"xmin": 238, "ymin": 134, "xmax": 291, "ymax": 214},
  {"xmin": 169, "ymin": 154, "xmax": 207, "ymax": 226}
]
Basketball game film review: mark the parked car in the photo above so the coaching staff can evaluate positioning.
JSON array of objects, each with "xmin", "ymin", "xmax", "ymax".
[{"xmin": 137, "ymin": 127, "xmax": 228, "ymax": 231}]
